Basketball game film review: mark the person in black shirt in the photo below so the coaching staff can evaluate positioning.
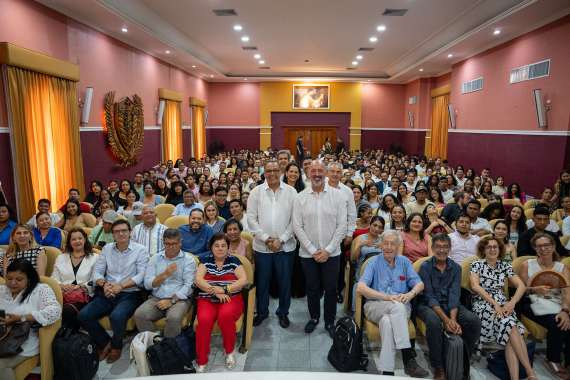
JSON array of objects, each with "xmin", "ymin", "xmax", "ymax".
[
  {"xmin": 441, "ymin": 191, "xmax": 470, "ymax": 225},
  {"xmin": 517, "ymin": 206, "xmax": 567, "ymax": 257},
  {"xmin": 214, "ymin": 186, "xmax": 231, "ymax": 220}
]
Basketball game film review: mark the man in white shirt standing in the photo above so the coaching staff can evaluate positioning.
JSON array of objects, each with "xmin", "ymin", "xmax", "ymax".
[
  {"xmin": 449, "ymin": 213, "xmax": 480, "ymax": 265},
  {"xmin": 247, "ymin": 160, "xmax": 298, "ymax": 328},
  {"xmin": 293, "ymin": 160, "xmax": 347, "ymax": 337},
  {"xmin": 131, "ymin": 205, "xmax": 167, "ymax": 257},
  {"xmin": 326, "ymin": 162, "xmax": 356, "ymax": 304}
]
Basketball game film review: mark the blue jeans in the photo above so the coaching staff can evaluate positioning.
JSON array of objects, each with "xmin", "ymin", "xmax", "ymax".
[
  {"xmin": 255, "ymin": 250, "xmax": 294, "ymax": 318},
  {"xmin": 78, "ymin": 291, "xmax": 141, "ymax": 349}
]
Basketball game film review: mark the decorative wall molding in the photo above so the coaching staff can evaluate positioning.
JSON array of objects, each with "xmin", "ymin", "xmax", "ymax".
[
  {"xmin": 206, "ymin": 125, "xmax": 265, "ymax": 129},
  {"xmin": 78, "ymin": 125, "xmax": 192, "ymax": 132},
  {"xmin": 362, "ymin": 128, "xmax": 428, "ymax": 132},
  {"xmin": 448, "ymin": 129, "xmax": 570, "ymax": 136}
]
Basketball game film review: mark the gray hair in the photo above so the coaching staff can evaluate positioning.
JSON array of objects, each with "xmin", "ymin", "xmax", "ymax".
[
  {"xmin": 163, "ymin": 228, "xmax": 182, "ymax": 241},
  {"xmin": 379, "ymin": 230, "xmax": 403, "ymax": 246},
  {"xmin": 183, "ymin": 189, "xmax": 195, "ymax": 197},
  {"xmin": 142, "ymin": 205, "xmax": 155, "ymax": 212},
  {"xmin": 327, "ymin": 161, "xmax": 343, "ymax": 171}
]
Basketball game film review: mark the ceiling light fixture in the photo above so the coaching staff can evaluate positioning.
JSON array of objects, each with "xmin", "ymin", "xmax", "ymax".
[
  {"xmin": 121, "ymin": 27, "xmax": 128, "ymax": 33},
  {"xmin": 192, "ymin": 65, "xmax": 197, "ymax": 68},
  {"xmin": 377, "ymin": 25, "xmax": 386, "ymax": 32},
  {"xmin": 243, "ymin": 78, "xmax": 248, "ymax": 81},
  {"xmin": 241, "ymin": 36, "xmax": 250, "ymax": 42},
  {"xmin": 253, "ymin": 54, "xmax": 261, "ymax": 59},
  {"xmin": 447, "ymin": 53, "xmax": 453, "ymax": 58},
  {"xmin": 493, "ymin": 29, "xmax": 501, "ymax": 35},
  {"xmin": 165, "ymin": 50, "xmax": 171, "ymax": 54},
  {"xmin": 233, "ymin": 24, "xmax": 243, "ymax": 31},
  {"xmin": 352, "ymin": 61, "xmax": 358, "ymax": 66},
  {"xmin": 258, "ymin": 60, "xmax": 265, "ymax": 65},
  {"xmin": 209, "ymin": 74, "xmax": 214, "ymax": 78},
  {"xmin": 356, "ymin": 55, "xmax": 363, "ymax": 60},
  {"xmin": 419, "ymin": 68, "xmax": 424, "ymax": 72},
  {"xmin": 369, "ymin": 36, "xmax": 378, "ymax": 43}
]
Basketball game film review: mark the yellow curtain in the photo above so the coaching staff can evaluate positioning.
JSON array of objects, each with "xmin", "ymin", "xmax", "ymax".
[
  {"xmin": 429, "ymin": 94, "xmax": 450, "ymax": 159},
  {"xmin": 192, "ymin": 104, "xmax": 206, "ymax": 159},
  {"xmin": 161, "ymin": 99, "xmax": 182, "ymax": 162},
  {"xmin": 5, "ymin": 66, "xmax": 84, "ymax": 219}
]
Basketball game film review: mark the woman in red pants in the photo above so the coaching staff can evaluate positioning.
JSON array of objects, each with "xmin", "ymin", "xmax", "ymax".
[{"xmin": 194, "ymin": 233, "xmax": 248, "ymax": 372}]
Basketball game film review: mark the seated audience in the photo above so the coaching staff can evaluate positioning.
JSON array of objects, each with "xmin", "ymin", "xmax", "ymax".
[
  {"xmin": 0, "ymin": 259, "xmax": 61, "ymax": 380},
  {"xmin": 165, "ymin": 181, "xmax": 187, "ymax": 206},
  {"xmin": 493, "ymin": 176, "xmax": 507, "ymax": 197},
  {"xmin": 51, "ymin": 227, "xmax": 97, "ymax": 330},
  {"xmin": 55, "ymin": 198, "xmax": 93, "ymax": 232},
  {"xmin": 552, "ymin": 196, "xmax": 570, "ymax": 222},
  {"xmin": 134, "ymin": 228, "xmax": 196, "ymax": 337},
  {"xmin": 178, "ymin": 209, "xmax": 214, "ymax": 256},
  {"xmin": 25, "ymin": 199, "xmax": 60, "ymax": 228},
  {"xmin": 85, "ymin": 180, "xmax": 103, "ymax": 206},
  {"xmin": 465, "ymin": 199, "xmax": 492, "ymax": 236},
  {"xmin": 131, "ymin": 205, "xmax": 167, "ymax": 257},
  {"xmin": 227, "ymin": 184, "xmax": 242, "ymax": 202},
  {"xmin": 214, "ymin": 186, "xmax": 232, "ymax": 220},
  {"xmin": 194, "ymin": 233, "xmax": 249, "ymax": 372},
  {"xmin": 32, "ymin": 212, "xmax": 62, "ymax": 249},
  {"xmin": 493, "ymin": 220, "xmax": 518, "ymax": 262},
  {"xmin": 89, "ymin": 210, "xmax": 118, "ymax": 249},
  {"xmin": 172, "ymin": 189, "xmax": 203, "ymax": 216},
  {"xmin": 357, "ymin": 230, "xmax": 427, "ymax": 377},
  {"xmin": 283, "ymin": 162, "xmax": 306, "ymax": 193},
  {"xmin": 364, "ymin": 183, "xmax": 381, "ymax": 212},
  {"xmin": 95, "ymin": 199, "xmax": 115, "ymax": 223},
  {"xmin": 203, "ymin": 200, "xmax": 225, "ymax": 234},
  {"xmin": 449, "ymin": 213, "xmax": 480, "ymax": 265},
  {"xmin": 354, "ymin": 203, "xmax": 373, "ymax": 237},
  {"xmin": 517, "ymin": 206, "xmax": 566, "ymax": 257},
  {"xmin": 504, "ymin": 182, "xmax": 527, "ymax": 204},
  {"xmin": 155, "ymin": 178, "xmax": 170, "ymax": 198},
  {"xmin": 228, "ymin": 199, "xmax": 249, "ymax": 231},
  {"xmin": 198, "ymin": 181, "xmax": 213, "ymax": 204},
  {"xmin": 397, "ymin": 183, "xmax": 414, "ymax": 205},
  {"xmin": 401, "ymin": 212, "xmax": 432, "ymax": 263},
  {"xmin": 405, "ymin": 183, "xmax": 433, "ymax": 216},
  {"xmin": 1, "ymin": 224, "xmax": 47, "ymax": 277},
  {"xmin": 519, "ymin": 232, "xmax": 570, "ymax": 378},
  {"xmin": 0, "ymin": 203, "xmax": 17, "ymax": 245},
  {"xmin": 141, "ymin": 181, "xmax": 164, "ymax": 206},
  {"xmin": 428, "ymin": 187, "xmax": 446, "ymax": 208},
  {"xmin": 78, "ymin": 219, "xmax": 148, "ymax": 363},
  {"xmin": 417, "ymin": 234, "xmax": 481, "ymax": 380},
  {"xmin": 116, "ymin": 189, "xmax": 137, "ymax": 219},
  {"xmin": 423, "ymin": 204, "xmax": 453, "ymax": 236},
  {"xmin": 504, "ymin": 205, "xmax": 527, "ymax": 245},
  {"xmin": 377, "ymin": 193, "xmax": 397, "ymax": 226},
  {"xmin": 114, "ymin": 180, "xmax": 139, "ymax": 208},
  {"xmin": 224, "ymin": 218, "xmax": 252, "ymax": 262},
  {"xmin": 470, "ymin": 236, "xmax": 536, "ymax": 380},
  {"xmin": 526, "ymin": 205, "xmax": 561, "ymax": 233},
  {"xmin": 389, "ymin": 205, "xmax": 406, "ymax": 231},
  {"xmin": 58, "ymin": 188, "xmax": 92, "ymax": 213},
  {"xmin": 441, "ymin": 191, "xmax": 470, "ymax": 225}
]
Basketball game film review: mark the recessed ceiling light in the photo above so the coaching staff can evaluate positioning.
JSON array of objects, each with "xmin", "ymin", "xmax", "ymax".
[
  {"xmin": 493, "ymin": 29, "xmax": 501, "ymax": 35},
  {"xmin": 209, "ymin": 74, "xmax": 214, "ymax": 78},
  {"xmin": 356, "ymin": 55, "xmax": 363, "ymax": 60},
  {"xmin": 377, "ymin": 25, "xmax": 386, "ymax": 32},
  {"xmin": 369, "ymin": 36, "xmax": 378, "ymax": 43},
  {"xmin": 352, "ymin": 61, "xmax": 358, "ymax": 66},
  {"xmin": 121, "ymin": 27, "xmax": 128, "ymax": 33},
  {"xmin": 243, "ymin": 78, "xmax": 248, "ymax": 81},
  {"xmin": 419, "ymin": 68, "xmax": 424, "ymax": 72},
  {"xmin": 367, "ymin": 79, "xmax": 371, "ymax": 82},
  {"xmin": 165, "ymin": 50, "xmax": 171, "ymax": 54},
  {"xmin": 258, "ymin": 60, "xmax": 265, "ymax": 64},
  {"xmin": 447, "ymin": 53, "xmax": 453, "ymax": 58},
  {"xmin": 253, "ymin": 54, "xmax": 261, "ymax": 59},
  {"xmin": 192, "ymin": 65, "xmax": 197, "ymax": 68},
  {"xmin": 241, "ymin": 36, "xmax": 250, "ymax": 42},
  {"xmin": 233, "ymin": 24, "xmax": 243, "ymax": 31}
]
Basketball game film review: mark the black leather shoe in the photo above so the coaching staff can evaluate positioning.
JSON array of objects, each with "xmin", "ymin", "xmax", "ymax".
[
  {"xmin": 304, "ymin": 319, "xmax": 319, "ymax": 333},
  {"xmin": 325, "ymin": 323, "xmax": 335, "ymax": 338},
  {"xmin": 337, "ymin": 293, "xmax": 344, "ymax": 304},
  {"xmin": 278, "ymin": 315, "xmax": 290, "ymax": 328},
  {"xmin": 253, "ymin": 315, "xmax": 267, "ymax": 326}
]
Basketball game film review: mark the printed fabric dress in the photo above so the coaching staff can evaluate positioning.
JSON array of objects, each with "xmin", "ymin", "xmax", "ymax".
[{"xmin": 470, "ymin": 259, "xmax": 525, "ymax": 345}]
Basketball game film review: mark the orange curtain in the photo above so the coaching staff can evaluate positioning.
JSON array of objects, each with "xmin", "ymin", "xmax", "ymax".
[
  {"xmin": 5, "ymin": 66, "xmax": 84, "ymax": 220},
  {"xmin": 161, "ymin": 99, "xmax": 182, "ymax": 162},
  {"xmin": 191, "ymin": 104, "xmax": 206, "ymax": 159},
  {"xmin": 429, "ymin": 94, "xmax": 450, "ymax": 159}
]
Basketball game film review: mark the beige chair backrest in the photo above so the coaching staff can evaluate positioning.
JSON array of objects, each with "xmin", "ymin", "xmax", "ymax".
[
  {"xmin": 412, "ymin": 256, "xmax": 431, "ymax": 273},
  {"xmin": 460, "ymin": 255, "xmax": 479, "ymax": 290},
  {"xmin": 164, "ymin": 215, "xmax": 189, "ymax": 229},
  {"xmin": 155, "ymin": 204, "xmax": 176, "ymax": 223},
  {"xmin": 82, "ymin": 213, "xmax": 97, "ymax": 228},
  {"xmin": 43, "ymin": 246, "xmax": 62, "ymax": 277},
  {"xmin": 512, "ymin": 255, "xmax": 534, "ymax": 275}
]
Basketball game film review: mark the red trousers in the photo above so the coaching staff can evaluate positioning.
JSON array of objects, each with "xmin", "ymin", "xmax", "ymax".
[{"xmin": 196, "ymin": 296, "xmax": 244, "ymax": 365}]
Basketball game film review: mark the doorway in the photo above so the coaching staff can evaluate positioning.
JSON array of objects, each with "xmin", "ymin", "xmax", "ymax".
[{"xmin": 284, "ymin": 127, "xmax": 337, "ymax": 159}]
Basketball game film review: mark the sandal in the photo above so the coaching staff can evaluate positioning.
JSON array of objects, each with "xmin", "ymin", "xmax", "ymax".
[{"xmin": 543, "ymin": 358, "xmax": 568, "ymax": 378}]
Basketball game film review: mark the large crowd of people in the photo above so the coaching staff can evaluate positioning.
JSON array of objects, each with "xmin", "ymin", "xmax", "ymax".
[{"xmin": 1, "ymin": 148, "xmax": 570, "ymax": 379}]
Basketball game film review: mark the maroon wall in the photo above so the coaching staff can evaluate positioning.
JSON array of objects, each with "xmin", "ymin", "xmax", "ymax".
[
  {"xmin": 270, "ymin": 112, "xmax": 350, "ymax": 149},
  {"xmin": 206, "ymin": 128, "xmax": 260, "ymax": 151},
  {"xmin": 447, "ymin": 132, "xmax": 568, "ymax": 196},
  {"xmin": 0, "ymin": 132, "xmax": 15, "ymax": 205},
  {"xmin": 362, "ymin": 130, "xmax": 426, "ymax": 155}
]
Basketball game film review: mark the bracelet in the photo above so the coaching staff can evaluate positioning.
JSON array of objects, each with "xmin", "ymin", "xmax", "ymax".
[{"xmin": 223, "ymin": 285, "xmax": 229, "ymax": 294}]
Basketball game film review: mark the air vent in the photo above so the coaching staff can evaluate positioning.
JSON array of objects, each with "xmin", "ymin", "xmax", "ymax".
[
  {"xmin": 258, "ymin": 66, "xmax": 271, "ymax": 69},
  {"xmin": 510, "ymin": 59, "xmax": 550, "ymax": 84},
  {"xmin": 213, "ymin": 9, "xmax": 237, "ymax": 16},
  {"xmin": 461, "ymin": 77, "xmax": 484, "ymax": 94},
  {"xmin": 242, "ymin": 46, "xmax": 258, "ymax": 50},
  {"xmin": 358, "ymin": 47, "xmax": 374, "ymax": 52},
  {"xmin": 382, "ymin": 8, "xmax": 408, "ymax": 16}
]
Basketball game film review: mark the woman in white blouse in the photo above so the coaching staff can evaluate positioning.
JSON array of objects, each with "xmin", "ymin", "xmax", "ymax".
[
  {"xmin": 51, "ymin": 227, "xmax": 97, "ymax": 330},
  {"xmin": 0, "ymin": 258, "xmax": 61, "ymax": 380}
]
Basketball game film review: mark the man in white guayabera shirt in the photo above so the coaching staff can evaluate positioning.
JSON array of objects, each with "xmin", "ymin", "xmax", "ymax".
[{"xmin": 293, "ymin": 160, "xmax": 347, "ymax": 338}]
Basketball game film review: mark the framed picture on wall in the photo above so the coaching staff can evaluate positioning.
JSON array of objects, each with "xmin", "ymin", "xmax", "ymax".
[{"xmin": 292, "ymin": 84, "xmax": 330, "ymax": 109}]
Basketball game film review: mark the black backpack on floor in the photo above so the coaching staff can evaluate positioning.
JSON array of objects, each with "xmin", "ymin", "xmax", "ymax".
[
  {"xmin": 147, "ymin": 326, "xmax": 196, "ymax": 375},
  {"xmin": 53, "ymin": 327, "xmax": 99, "ymax": 380},
  {"xmin": 328, "ymin": 317, "xmax": 369, "ymax": 372},
  {"xmin": 443, "ymin": 332, "xmax": 470, "ymax": 380}
]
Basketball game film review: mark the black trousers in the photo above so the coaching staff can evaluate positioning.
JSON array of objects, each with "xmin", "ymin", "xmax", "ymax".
[{"xmin": 301, "ymin": 255, "xmax": 340, "ymax": 325}]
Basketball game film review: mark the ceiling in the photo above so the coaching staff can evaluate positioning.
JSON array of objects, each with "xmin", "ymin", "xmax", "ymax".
[{"xmin": 36, "ymin": 0, "xmax": 570, "ymax": 83}]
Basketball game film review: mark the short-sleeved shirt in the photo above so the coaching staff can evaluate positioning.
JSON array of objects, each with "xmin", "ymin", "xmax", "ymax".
[
  {"xmin": 198, "ymin": 254, "xmax": 241, "ymax": 302},
  {"xmin": 359, "ymin": 254, "xmax": 421, "ymax": 295},
  {"xmin": 0, "ymin": 247, "xmax": 44, "ymax": 276},
  {"xmin": 0, "ymin": 220, "xmax": 17, "ymax": 245}
]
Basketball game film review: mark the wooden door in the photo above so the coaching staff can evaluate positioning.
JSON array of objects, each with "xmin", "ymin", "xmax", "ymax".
[{"xmin": 284, "ymin": 127, "xmax": 336, "ymax": 158}]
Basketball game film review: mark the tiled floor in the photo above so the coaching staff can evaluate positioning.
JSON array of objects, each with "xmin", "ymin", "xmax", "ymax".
[{"xmin": 94, "ymin": 297, "xmax": 553, "ymax": 379}]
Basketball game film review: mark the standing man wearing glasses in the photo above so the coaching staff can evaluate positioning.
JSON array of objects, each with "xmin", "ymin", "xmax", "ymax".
[{"xmin": 78, "ymin": 219, "xmax": 148, "ymax": 363}]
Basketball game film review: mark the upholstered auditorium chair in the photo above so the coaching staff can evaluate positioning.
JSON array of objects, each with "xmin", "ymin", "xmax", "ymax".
[
  {"xmin": 163, "ymin": 215, "xmax": 190, "ymax": 229},
  {"xmin": 412, "ymin": 256, "xmax": 432, "ymax": 337},
  {"xmin": 154, "ymin": 204, "xmax": 176, "ymax": 223},
  {"xmin": 524, "ymin": 208, "xmax": 535, "ymax": 219},
  {"xmin": 43, "ymin": 246, "xmax": 62, "ymax": 277},
  {"xmin": 82, "ymin": 213, "xmax": 98, "ymax": 228}
]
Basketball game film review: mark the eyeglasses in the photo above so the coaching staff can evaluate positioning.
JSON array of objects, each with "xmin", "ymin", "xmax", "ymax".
[
  {"xmin": 485, "ymin": 245, "xmax": 499, "ymax": 251},
  {"xmin": 113, "ymin": 229, "xmax": 130, "ymax": 234},
  {"xmin": 536, "ymin": 243, "xmax": 553, "ymax": 250}
]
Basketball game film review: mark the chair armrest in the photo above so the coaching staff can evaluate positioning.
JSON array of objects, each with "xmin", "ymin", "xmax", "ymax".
[{"xmin": 39, "ymin": 319, "xmax": 61, "ymax": 380}]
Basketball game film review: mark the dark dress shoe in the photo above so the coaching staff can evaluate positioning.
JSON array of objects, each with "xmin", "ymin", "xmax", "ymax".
[
  {"xmin": 304, "ymin": 319, "xmax": 319, "ymax": 333},
  {"xmin": 278, "ymin": 315, "xmax": 290, "ymax": 328},
  {"xmin": 253, "ymin": 315, "xmax": 267, "ymax": 326},
  {"xmin": 325, "ymin": 323, "xmax": 335, "ymax": 338},
  {"xmin": 404, "ymin": 358, "xmax": 429, "ymax": 378}
]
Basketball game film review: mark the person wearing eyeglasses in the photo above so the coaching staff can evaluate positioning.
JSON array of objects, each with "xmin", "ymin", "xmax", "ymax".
[{"xmin": 78, "ymin": 219, "xmax": 148, "ymax": 364}]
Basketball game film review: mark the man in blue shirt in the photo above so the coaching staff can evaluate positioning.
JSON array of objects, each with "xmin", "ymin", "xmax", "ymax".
[
  {"xmin": 214, "ymin": 186, "xmax": 231, "ymax": 220},
  {"xmin": 178, "ymin": 209, "xmax": 213, "ymax": 256},
  {"xmin": 172, "ymin": 190, "xmax": 204, "ymax": 216},
  {"xmin": 134, "ymin": 228, "xmax": 196, "ymax": 337},
  {"xmin": 0, "ymin": 203, "xmax": 17, "ymax": 245},
  {"xmin": 78, "ymin": 219, "xmax": 148, "ymax": 363},
  {"xmin": 357, "ymin": 230, "xmax": 426, "ymax": 377},
  {"xmin": 417, "ymin": 233, "xmax": 481, "ymax": 380}
]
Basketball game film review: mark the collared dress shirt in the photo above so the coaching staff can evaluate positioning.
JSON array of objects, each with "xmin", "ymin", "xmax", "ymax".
[
  {"xmin": 359, "ymin": 254, "xmax": 421, "ymax": 295},
  {"xmin": 144, "ymin": 250, "xmax": 196, "ymax": 300},
  {"xmin": 418, "ymin": 256, "xmax": 461, "ymax": 313},
  {"xmin": 131, "ymin": 222, "xmax": 167, "ymax": 257},
  {"xmin": 448, "ymin": 231, "xmax": 480, "ymax": 265},
  {"xmin": 93, "ymin": 241, "xmax": 149, "ymax": 291}
]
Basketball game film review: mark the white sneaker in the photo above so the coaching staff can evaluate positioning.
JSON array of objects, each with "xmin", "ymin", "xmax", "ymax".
[
  {"xmin": 196, "ymin": 364, "xmax": 207, "ymax": 373},
  {"xmin": 225, "ymin": 352, "xmax": 236, "ymax": 369}
]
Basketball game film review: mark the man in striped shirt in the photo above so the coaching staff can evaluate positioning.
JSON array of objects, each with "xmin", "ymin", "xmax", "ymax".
[{"xmin": 131, "ymin": 205, "xmax": 167, "ymax": 257}]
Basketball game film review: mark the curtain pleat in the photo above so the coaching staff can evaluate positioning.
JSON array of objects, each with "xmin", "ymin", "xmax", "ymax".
[
  {"xmin": 161, "ymin": 99, "xmax": 182, "ymax": 162},
  {"xmin": 429, "ymin": 94, "xmax": 450, "ymax": 159},
  {"xmin": 191, "ymin": 105, "xmax": 206, "ymax": 159},
  {"xmin": 6, "ymin": 66, "xmax": 84, "ymax": 220}
]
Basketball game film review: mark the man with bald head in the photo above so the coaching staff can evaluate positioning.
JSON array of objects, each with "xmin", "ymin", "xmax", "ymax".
[
  {"xmin": 293, "ymin": 160, "xmax": 347, "ymax": 337},
  {"xmin": 131, "ymin": 205, "xmax": 167, "ymax": 257}
]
